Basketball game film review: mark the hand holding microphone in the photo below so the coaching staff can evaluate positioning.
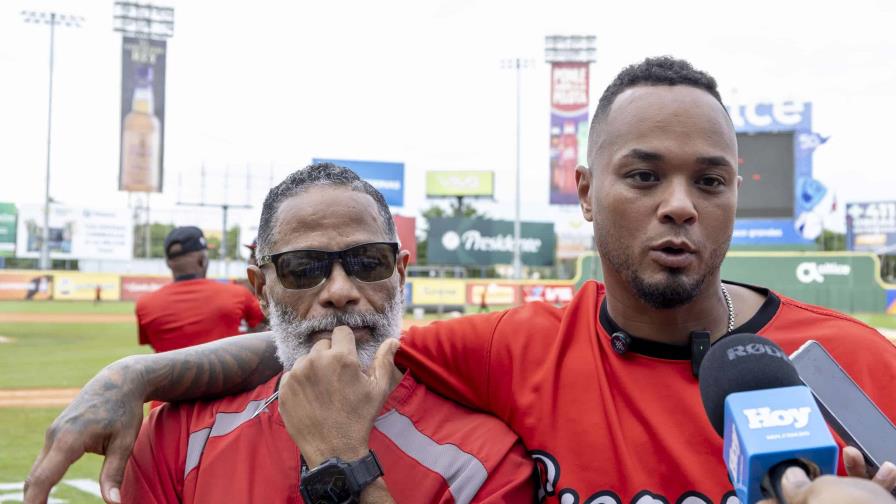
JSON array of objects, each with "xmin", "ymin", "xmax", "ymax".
[{"xmin": 697, "ymin": 333, "xmax": 895, "ymax": 504}]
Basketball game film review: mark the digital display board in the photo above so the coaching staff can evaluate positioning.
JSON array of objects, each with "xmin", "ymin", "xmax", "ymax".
[{"xmin": 736, "ymin": 132, "xmax": 794, "ymax": 219}]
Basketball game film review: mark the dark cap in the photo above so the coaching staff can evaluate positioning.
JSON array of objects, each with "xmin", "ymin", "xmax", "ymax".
[{"xmin": 164, "ymin": 226, "xmax": 208, "ymax": 259}]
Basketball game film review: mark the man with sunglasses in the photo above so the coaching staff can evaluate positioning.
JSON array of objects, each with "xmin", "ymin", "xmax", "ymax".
[
  {"xmin": 26, "ymin": 58, "xmax": 896, "ymax": 504},
  {"xmin": 117, "ymin": 163, "xmax": 534, "ymax": 503}
]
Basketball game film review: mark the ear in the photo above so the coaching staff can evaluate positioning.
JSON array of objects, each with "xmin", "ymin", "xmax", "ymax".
[
  {"xmin": 247, "ymin": 265, "xmax": 267, "ymax": 310},
  {"xmin": 576, "ymin": 165, "xmax": 595, "ymax": 222},
  {"xmin": 395, "ymin": 250, "xmax": 410, "ymax": 289}
]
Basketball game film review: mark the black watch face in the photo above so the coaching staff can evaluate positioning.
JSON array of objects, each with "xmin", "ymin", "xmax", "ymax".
[{"xmin": 303, "ymin": 465, "xmax": 352, "ymax": 504}]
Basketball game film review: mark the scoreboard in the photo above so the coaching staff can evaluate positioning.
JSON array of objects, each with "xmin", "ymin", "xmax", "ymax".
[{"xmin": 736, "ymin": 132, "xmax": 795, "ymax": 219}]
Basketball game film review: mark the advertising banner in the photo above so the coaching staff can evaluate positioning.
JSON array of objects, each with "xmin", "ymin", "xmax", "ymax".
[
  {"xmin": 120, "ymin": 275, "xmax": 170, "ymax": 301},
  {"xmin": 0, "ymin": 202, "xmax": 16, "ymax": 257},
  {"xmin": 427, "ymin": 217, "xmax": 556, "ymax": 266},
  {"xmin": 0, "ymin": 273, "xmax": 52, "ymax": 301},
  {"xmin": 313, "ymin": 158, "xmax": 404, "ymax": 206},
  {"xmin": 425, "ymin": 171, "xmax": 494, "ymax": 198},
  {"xmin": 466, "ymin": 282, "xmax": 519, "ymax": 306},
  {"xmin": 393, "ymin": 215, "xmax": 417, "ymax": 265},
  {"xmin": 549, "ymin": 62, "xmax": 590, "ymax": 205},
  {"xmin": 846, "ymin": 201, "xmax": 896, "ymax": 254},
  {"xmin": 15, "ymin": 205, "xmax": 133, "ymax": 260},
  {"xmin": 409, "ymin": 278, "xmax": 466, "ymax": 306},
  {"xmin": 521, "ymin": 284, "xmax": 575, "ymax": 305},
  {"xmin": 52, "ymin": 273, "xmax": 121, "ymax": 301},
  {"xmin": 120, "ymin": 37, "xmax": 167, "ymax": 193}
]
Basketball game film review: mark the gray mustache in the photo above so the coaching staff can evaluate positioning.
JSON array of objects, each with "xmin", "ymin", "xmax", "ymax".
[{"xmin": 296, "ymin": 310, "xmax": 388, "ymax": 334}]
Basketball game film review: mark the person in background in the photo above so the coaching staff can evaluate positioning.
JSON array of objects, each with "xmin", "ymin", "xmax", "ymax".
[{"xmin": 135, "ymin": 226, "xmax": 265, "ymax": 353}]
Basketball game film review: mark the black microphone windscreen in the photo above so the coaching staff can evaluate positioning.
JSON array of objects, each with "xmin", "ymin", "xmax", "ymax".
[{"xmin": 698, "ymin": 333, "xmax": 803, "ymax": 436}]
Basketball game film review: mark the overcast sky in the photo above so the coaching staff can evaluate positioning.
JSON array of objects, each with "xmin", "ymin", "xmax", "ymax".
[{"xmin": 2, "ymin": 0, "xmax": 895, "ymax": 237}]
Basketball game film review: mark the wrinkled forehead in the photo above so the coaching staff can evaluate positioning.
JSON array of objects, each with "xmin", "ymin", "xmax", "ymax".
[
  {"xmin": 589, "ymin": 85, "xmax": 736, "ymax": 166},
  {"xmin": 271, "ymin": 186, "xmax": 390, "ymax": 252}
]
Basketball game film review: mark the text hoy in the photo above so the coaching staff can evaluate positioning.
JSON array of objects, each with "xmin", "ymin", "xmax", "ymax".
[{"xmin": 743, "ymin": 407, "xmax": 811, "ymax": 429}]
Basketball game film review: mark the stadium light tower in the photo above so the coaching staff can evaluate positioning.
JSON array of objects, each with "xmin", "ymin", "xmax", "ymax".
[
  {"xmin": 20, "ymin": 10, "xmax": 84, "ymax": 270},
  {"xmin": 501, "ymin": 58, "xmax": 532, "ymax": 279},
  {"xmin": 544, "ymin": 35, "xmax": 597, "ymax": 65}
]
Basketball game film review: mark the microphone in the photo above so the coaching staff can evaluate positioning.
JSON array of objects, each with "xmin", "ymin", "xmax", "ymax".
[{"xmin": 698, "ymin": 333, "xmax": 839, "ymax": 504}]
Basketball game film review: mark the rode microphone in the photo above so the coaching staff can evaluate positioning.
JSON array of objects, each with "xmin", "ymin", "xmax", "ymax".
[{"xmin": 698, "ymin": 333, "xmax": 838, "ymax": 504}]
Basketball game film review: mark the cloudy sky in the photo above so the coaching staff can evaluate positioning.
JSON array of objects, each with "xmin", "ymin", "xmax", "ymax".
[{"xmin": 1, "ymin": 0, "xmax": 894, "ymax": 237}]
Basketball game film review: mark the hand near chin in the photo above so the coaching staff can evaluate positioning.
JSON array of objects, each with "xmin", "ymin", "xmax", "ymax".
[{"xmin": 278, "ymin": 326, "xmax": 400, "ymax": 467}]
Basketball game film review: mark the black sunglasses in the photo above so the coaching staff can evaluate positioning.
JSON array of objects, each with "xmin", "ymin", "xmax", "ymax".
[{"xmin": 258, "ymin": 242, "xmax": 399, "ymax": 290}]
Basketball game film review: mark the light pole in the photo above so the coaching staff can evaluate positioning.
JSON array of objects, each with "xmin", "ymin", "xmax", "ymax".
[
  {"xmin": 501, "ymin": 58, "xmax": 531, "ymax": 279},
  {"xmin": 21, "ymin": 11, "xmax": 84, "ymax": 270}
]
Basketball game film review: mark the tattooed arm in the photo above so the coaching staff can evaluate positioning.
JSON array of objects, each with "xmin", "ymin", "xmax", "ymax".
[{"xmin": 24, "ymin": 332, "xmax": 280, "ymax": 504}]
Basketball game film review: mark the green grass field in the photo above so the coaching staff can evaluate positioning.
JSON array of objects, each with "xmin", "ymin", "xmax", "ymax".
[{"xmin": 0, "ymin": 300, "xmax": 893, "ymax": 503}]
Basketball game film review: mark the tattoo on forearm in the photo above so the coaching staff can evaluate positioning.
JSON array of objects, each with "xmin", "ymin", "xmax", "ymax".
[{"xmin": 139, "ymin": 332, "xmax": 283, "ymax": 402}]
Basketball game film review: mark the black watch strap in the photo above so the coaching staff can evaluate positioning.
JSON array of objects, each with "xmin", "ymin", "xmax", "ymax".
[{"xmin": 347, "ymin": 451, "xmax": 384, "ymax": 492}]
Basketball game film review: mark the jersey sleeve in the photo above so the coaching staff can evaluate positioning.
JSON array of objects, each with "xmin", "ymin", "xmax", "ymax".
[
  {"xmin": 242, "ymin": 289, "xmax": 265, "ymax": 328},
  {"xmin": 121, "ymin": 403, "xmax": 189, "ymax": 503},
  {"xmin": 470, "ymin": 439, "xmax": 535, "ymax": 503},
  {"xmin": 395, "ymin": 312, "xmax": 504, "ymax": 414}
]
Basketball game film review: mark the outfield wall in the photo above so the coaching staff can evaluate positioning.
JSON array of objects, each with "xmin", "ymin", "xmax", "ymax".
[
  {"xmin": 575, "ymin": 252, "xmax": 896, "ymax": 314},
  {"xmin": 2, "ymin": 252, "xmax": 894, "ymax": 313}
]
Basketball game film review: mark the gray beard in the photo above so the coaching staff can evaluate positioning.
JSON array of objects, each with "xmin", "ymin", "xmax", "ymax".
[{"xmin": 268, "ymin": 288, "xmax": 404, "ymax": 371}]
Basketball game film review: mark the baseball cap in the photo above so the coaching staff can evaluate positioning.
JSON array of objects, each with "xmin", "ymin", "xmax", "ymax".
[{"xmin": 164, "ymin": 226, "xmax": 208, "ymax": 259}]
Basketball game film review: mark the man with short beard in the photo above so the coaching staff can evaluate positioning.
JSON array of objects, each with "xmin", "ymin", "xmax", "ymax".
[
  {"xmin": 28, "ymin": 58, "xmax": 896, "ymax": 504},
  {"xmin": 118, "ymin": 163, "xmax": 535, "ymax": 503}
]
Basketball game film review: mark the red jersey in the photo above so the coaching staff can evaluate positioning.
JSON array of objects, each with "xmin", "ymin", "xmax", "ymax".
[
  {"xmin": 122, "ymin": 372, "xmax": 535, "ymax": 503},
  {"xmin": 136, "ymin": 278, "xmax": 264, "ymax": 353},
  {"xmin": 397, "ymin": 280, "xmax": 896, "ymax": 504}
]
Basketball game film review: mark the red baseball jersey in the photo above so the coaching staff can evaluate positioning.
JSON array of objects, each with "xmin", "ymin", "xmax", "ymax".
[
  {"xmin": 397, "ymin": 280, "xmax": 896, "ymax": 504},
  {"xmin": 136, "ymin": 278, "xmax": 264, "ymax": 352},
  {"xmin": 122, "ymin": 372, "xmax": 535, "ymax": 503}
]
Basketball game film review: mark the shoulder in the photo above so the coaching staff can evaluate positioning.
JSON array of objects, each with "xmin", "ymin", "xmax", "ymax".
[
  {"xmin": 762, "ymin": 291, "xmax": 891, "ymax": 353},
  {"xmin": 377, "ymin": 374, "xmax": 520, "ymax": 466}
]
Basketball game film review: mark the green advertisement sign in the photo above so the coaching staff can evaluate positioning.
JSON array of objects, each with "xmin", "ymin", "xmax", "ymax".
[
  {"xmin": 575, "ymin": 252, "xmax": 892, "ymax": 313},
  {"xmin": 425, "ymin": 171, "xmax": 494, "ymax": 197},
  {"xmin": 427, "ymin": 217, "xmax": 556, "ymax": 266},
  {"xmin": 0, "ymin": 202, "xmax": 16, "ymax": 257}
]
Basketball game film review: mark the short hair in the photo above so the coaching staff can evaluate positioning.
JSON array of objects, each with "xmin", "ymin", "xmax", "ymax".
[
  {"xmin": 256, "ymin": 162, "xmax": 397, "ymax": 257},
  {"xmin": 588, "ymin": 56, "xmax": 725, "ymax": 155}
]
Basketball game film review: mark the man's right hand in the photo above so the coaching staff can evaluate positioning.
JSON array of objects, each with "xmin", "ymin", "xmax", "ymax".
[
  {"xmin": 24, "ymin": 360, "xmax": 145, "ymax": 504},
  {"xmin": 758, "ymin": 464, "xmax": 896, "ymax": 504}
]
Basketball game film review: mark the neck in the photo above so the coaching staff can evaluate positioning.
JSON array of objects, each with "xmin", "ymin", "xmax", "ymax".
[{"xmin": 603, "ymin": 272, "xmax": 730, "ymax": 346}]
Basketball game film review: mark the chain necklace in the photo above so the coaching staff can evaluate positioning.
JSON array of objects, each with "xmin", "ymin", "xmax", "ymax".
[{"xmin": 720, "ymin": 282, "xmax": 735, "ymax": 334}]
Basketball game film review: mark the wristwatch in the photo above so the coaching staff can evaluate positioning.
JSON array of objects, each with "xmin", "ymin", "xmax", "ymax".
[{"xmin": 299, "ymin": 450, "xmax": 384, "ymax": 504}]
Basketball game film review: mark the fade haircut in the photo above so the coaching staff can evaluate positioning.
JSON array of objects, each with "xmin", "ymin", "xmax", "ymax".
[
  {"xmin": 256, "ymin": 162, "xmax": 397, "ymax": 257},
  {"xmin": 588, "ymin": 56, "xmax": 726, "ymax": 160}
]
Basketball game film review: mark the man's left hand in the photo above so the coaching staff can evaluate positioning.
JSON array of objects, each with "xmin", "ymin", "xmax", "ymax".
[{"xmin": 277, "ymin": 326, "xmax": 400, "ymax": 468}]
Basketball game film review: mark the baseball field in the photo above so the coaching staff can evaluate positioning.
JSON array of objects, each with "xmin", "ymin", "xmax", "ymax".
[{"xmin": 1, "ymin": 301, "xmax": 894, "ymax": 503}]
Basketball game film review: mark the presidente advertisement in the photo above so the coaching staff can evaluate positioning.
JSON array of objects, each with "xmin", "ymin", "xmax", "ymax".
[
  {"xmin": 549, "ymin": 62, "xmax": 590, "ymax": 205},
  {"xmin": 427, "ymin": 217, "xmax": 556, "ymax": 266},
  {"xmin": 120, "ymin": 36, "xmax": 167, "ymax": 193}
]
